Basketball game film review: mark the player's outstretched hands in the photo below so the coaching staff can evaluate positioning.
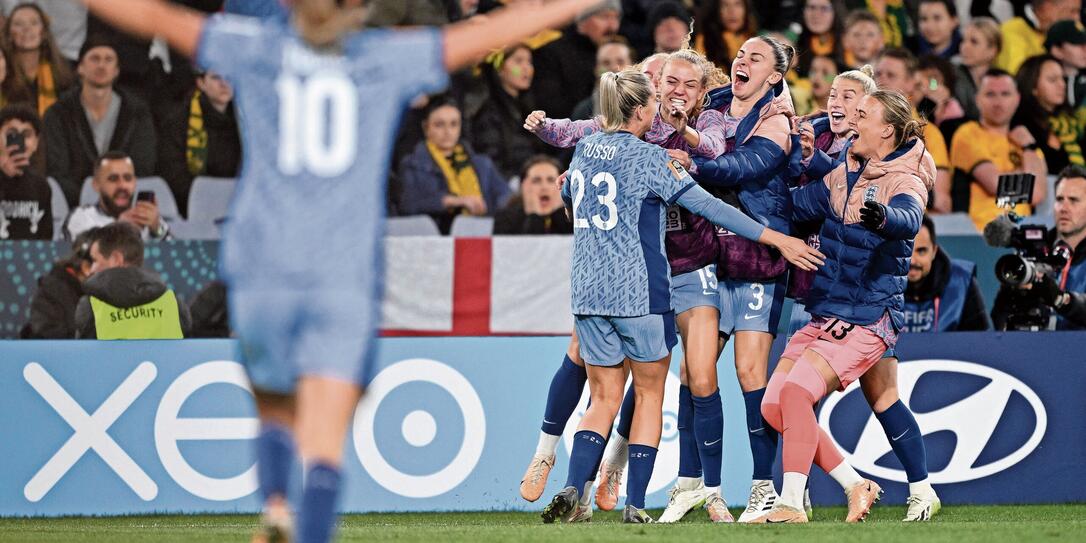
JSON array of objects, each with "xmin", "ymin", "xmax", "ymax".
[
  {"xmin": 666, "ymin": 149, "xmax": 692, "ymax": 170},
  {"xmin": 524, "ymin": 110, "xmax": 547, "ymax": 132},
  {"xmin": 759, "ymin": 229, "xmax": 825, "ymax": 271}
]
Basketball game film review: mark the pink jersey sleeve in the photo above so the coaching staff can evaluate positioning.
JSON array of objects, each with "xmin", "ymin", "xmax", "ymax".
[{"xmin": 534, "ymin": 117, "xmax": 603, "ymax": 148}]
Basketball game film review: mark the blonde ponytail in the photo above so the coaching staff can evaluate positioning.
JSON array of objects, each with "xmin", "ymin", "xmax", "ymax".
[{"xmin": 599, "ymin": 68, "xmax": 653, "ymax": 132}]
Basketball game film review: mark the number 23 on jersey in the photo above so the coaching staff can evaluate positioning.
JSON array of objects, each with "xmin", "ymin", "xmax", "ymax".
[{"xmin": 569, "ymin": 169, "xmax": 619, "ymax": 231}]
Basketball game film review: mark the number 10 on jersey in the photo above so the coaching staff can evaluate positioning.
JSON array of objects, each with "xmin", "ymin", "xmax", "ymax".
[
  {"xmin": 570, "ymin": 169, "xmax": 618, "ymax": 231},
  {"xmin": 276, "ymin": 72, "xmax": 358, "ymax": 178}
]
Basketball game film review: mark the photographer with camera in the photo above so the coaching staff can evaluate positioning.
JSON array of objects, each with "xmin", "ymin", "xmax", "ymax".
[
  {"xmin": 0, "ymin": 104, "xmax": 51, "ymax": 240},
  {"xmin": 989, "ymin": 166, "xmax": 1086, "ymax": 330}
]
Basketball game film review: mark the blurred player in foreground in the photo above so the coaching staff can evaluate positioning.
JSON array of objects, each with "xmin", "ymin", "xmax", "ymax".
[{"xmin": 80, "ymin": 0, "xmax": 602, "ymax": 541}]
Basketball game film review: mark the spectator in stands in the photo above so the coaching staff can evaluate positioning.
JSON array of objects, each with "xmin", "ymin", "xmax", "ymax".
[
  {"xmin": 188, "ymin": 279, "xmax": 229, "ymax": 338},
  {"xmin": 876, "ymin": 48, "xmax": 955, "ymax": 213},
  {"xmin": 397, "ymin": 97, "xmax": 510, "ymax": 234},
  {"xmin": 954, "ymin": 16, "xmax": 1002, "ymax": 120},
  {"xmin": 917, "ymin": 0, "xmax": 962, "ymax": 60},
  {"xmin": 570, "ymin": 38, "xmax": 633, "ymax": 121},
  {"xmin": 902, "ymin": 215, "xmax": 991, "ymax": 332},
  {"xmin": 43, "ymin": 36, "xmax": 157, "ymax": 206},
  {"xmin": 158, "ymin": 70, "xmax": 241, "ymax": 216},
  {"xmin": 695, "ymin": 0, "xmax": 757, "ymax": 72},
  {"xmin": 64, "ymin": 150, "xmax": 169, "ymax": 241},
  {"xmin": 3, "ymin": 3, "xmax": 73, "ymax": 117},
  {"xmin": 951, "ymin": 68, "xmax": 1047, "ymax": 231},
  {"xmin": 844, "ymin": 0, "xmax": 910, "ymax": 48},
  {"xmin": 842, "ymin": 10, "xmax": 886, "ymax": 68},
  {"xmin": 363, "ymin": 0, "xmax": 449, "ymax": 26},
  {"xmin": 996, "ymin": 0, "xmax": 1080, "ymax": 74},
  {"xmin": 796, "ymin": 0, "xmax": 846, "ymax": 76},
  {"xmin": 0, "ymin": 45, "xmax": 33, "ymax": 108},
  {"xmin": 1045, "ymin": 19, "xmax": 1086, "ymax": 107},
  {"xmin": 493, "ymin": 155, "xmax": 571, "ymax": 235},
  {"xmin": 1012, "ymin": 54, "xmax": 1086, "ymax": 173},
  {"xmin": 648, "ymin": 1, "xmax": 692, "ymax": 55},
  {"xmin": 469, "ymin": 44, "xmax": 547, "ymax": 181},
  {"xmin": 793, "ymin": 55, "xmax": 840, "ymax": 116},
  {"xmin": 20, "ymin": 228, "xmax": 95, "ymax": 339},
  {"xmin": 992, "ymin": 164, "xmax": 1086, "ymax": 330},
  {"xmin": 918, "ymin": 55, "xmax": 967, "ymax": 135},
  {"xmin": 0, "ymin": 103, "xmax": 48, "ymax": 240},
  {"xmin": 1, "ymin": 1, "xmax": 86, "ymax": 63},
  {"xmin": 73, "ymin": 222, "xmax": 190, "ymax": 339},
  {"xmin": 529, "ymin": 0, "xmax": 620, "ymax": 119}
]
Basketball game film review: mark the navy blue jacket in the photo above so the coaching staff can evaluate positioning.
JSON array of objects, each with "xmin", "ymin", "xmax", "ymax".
[
  {"xmin": 792, "ymin": 139, "xmax": 936, "ymax": 328},
  {"xmin": 396, "ymin": 141, "xmax": 511, "ymax": 217},
  {"xmin": 692, "ymin": 81, "xmax": 795, "ymax": 235}
]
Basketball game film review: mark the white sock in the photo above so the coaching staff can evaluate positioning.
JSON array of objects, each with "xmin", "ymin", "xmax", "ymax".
[
  {"xmin": 535, "ymin": 432, "xmax": 560, "ymax": 457},
  {"xmin": 677, "ymin": 476, "xmax": 702, "ymax": 491},
  {"xmin": 828, "ymin": 462, "xmax": 864, "ymax": 490},
  {"xmin": 705, "ymin": 485, "xmax": 720, "ymax": 496},
  {"xmin": 909, "ymin": 479, "xmax": 935, "ymax": 497},
  {"xmin": 603, "ymin": 434, "xmax": 629, "ymax": 468},
  {"xmin": 780, "ymin": 472, "xmax": 808, "ymax": 510},
  {"xmin": 579, "ymin": 484, "xmax": 593, "ymax": 506}
]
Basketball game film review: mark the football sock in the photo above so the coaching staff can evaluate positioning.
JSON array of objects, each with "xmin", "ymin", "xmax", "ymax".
[
  {"xmin": 780, "ymin": 472, "xmax": 808, "ymax": 511},
  {"xmin": 743, "ymin": 387, "xmax": 778, "ymax": 481},
  {"xmin": 535, "ymin": 432, "xmax": 561, "ymax": 457},
  {"xmin": 255, "ymin": 423, "xmax": 294, "ymax": 503},
  {"xmin": 760, "ymin": 372, "xmax": 788, "ymax": 431},
  {"xmin": 828, "ymin": 462, "xmax": 864, "ymax": 490},
  {"xmin": 565, "ymin": 431, "xmax": 606, "ymax": 499},
  {"xmin": 626, "ymin": 444, "xmax": 658, "ymax": 509},
  {"xmin": 615, "ymin": 386, "xmax": 635, "ymax": 440},
  {"xmin": 780, "ymin": 382, "xmax": 819, "ymax": 477},
  {"xmin": 602, "ymin": 433, "xmax": 629, "ymax": 468},
  {"xmin": 540, "ymin": 355, "xmax": 587, "ymax": 437},
  {"xmin": 677, "ymin": 385, "xmax": 703, "ymax": 479},
  {"xmin": 298, "ymin": 462, "xmax": 341, "ymax": 543},
  {"xmin": 909, "ymin": 480, "xmax": 936, "ymax": 497},
  {"xmin": 875, "ymin": 400, "xmax": 929, "ymax": 483},
  {"xmin": 692, "ymin": 390, "xmax": 724, "ymax": 488}
]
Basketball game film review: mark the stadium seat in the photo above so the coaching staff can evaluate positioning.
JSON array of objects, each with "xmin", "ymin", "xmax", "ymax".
[
  {"xmin": 187, "ymin": 177, "xmax": 236, "ymax": 223},
  {"xmin": 450, "ymin": 215, "xmax": 494, "ymax": 237},
  {"xmin": 46, "ymin": 177, "xmax": 68, "ymax": 240},
  {"xmin": 386, "ymin": 215, "xmax": 441, "ymax": 237},
  {"xmin": 168, "ymin": 220, "xmax": 220, "ymax": 240},
  {"xmin": 932, "ymin": 212, "xmax": 980, "ymax": 236},
  {"xmin": 79, "ymin": 176, "xmax": 181, "ymax": 221}
]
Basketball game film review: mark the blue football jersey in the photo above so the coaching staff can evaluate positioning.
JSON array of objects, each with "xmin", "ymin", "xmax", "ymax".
[
  {"xmin": 562, "ymin": 131, "xmax": 696, "ymax": 317},
  {"xmin": 196, "ymin": 15, "xmax": 448, "ymax": 287}
]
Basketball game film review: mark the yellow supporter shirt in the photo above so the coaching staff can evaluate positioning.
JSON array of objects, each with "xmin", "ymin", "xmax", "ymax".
[
  {"xmin": 915, "ymin": 108, "xmax": 949, "ymax": 170},
  {"xmin": 995, "ymin": 17, "xmax": 1045, "ymax": 75},
  {"xmin": 950, "ymin": 121, "xmax": 1038, "ymax": 230}
]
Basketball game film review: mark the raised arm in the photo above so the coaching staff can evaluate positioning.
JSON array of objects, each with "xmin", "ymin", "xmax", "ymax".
[
  {"xmin": 82, "ymin": 0, "xmax": 205, "ymax": 58},
  {"xmin": 443, "ymin": 0, "xmax": 599, "ymax": 72},
  {"xmin": 675, "ymin": 185, "xmax": 824, "ymax": 271}
]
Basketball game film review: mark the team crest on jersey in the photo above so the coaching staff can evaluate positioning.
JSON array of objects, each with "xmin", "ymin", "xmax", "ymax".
[
  {"xmin": 863, "ymin": 185, "xmax": 879, "ymax": 203},
  {"xmin": 665, "ymin": 206, "xmax": 684, "ymax": 231},
  {"xmin": 667, "ymin": 159, "xmax": 688, "ymax": 180}
]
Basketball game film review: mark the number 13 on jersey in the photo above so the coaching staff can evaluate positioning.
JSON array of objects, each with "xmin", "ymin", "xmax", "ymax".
[
  {"xmin": 569, "ymin": 169, "xmax": 619, "ymax": 231},
  {"xmin": 277, "ymin": 71, "xmax": 358, "ymax": 178}
]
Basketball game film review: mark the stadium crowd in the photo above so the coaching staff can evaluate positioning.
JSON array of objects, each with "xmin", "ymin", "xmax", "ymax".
[{"xmin": 4, "ymin": 0, "xmax": 1086, "ymax": 338}]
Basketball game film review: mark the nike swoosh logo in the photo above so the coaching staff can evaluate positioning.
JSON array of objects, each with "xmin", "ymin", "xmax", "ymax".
[
  {"xmin": 703, "ymin": 290, "xmax": 715, "ymax": 295},
  {"xmin": 891, "ymin": 429, "xmax": 908, "ymax": 441},
  {"xmin": 744, "ymin": 314, "xmax": 759, "ymax": 320},
  {"xmin": 749, "ymin": 427, "xmax": 764, "ymax": 434},
  {"xmin": 703, "ymin": 438, "xmax": 722, "ymax": 446},
  {"xmin": 543, "ymin": 419, "xmax": 556, "ymax": 425},
  {"xmin": 837, "ymin": 183, "xmax": 845, "ymax": 188}
]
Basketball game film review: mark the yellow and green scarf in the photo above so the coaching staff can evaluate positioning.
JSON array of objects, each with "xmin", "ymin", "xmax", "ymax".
[
  {"xmin": 1051, "ymin": 108, "xmax": 1086, "ymax": 166},
  {"xmin": 427, "ymin": 142, "xmax": 481, "ymax": 212},
  {"xmin": 37, "ymin": 61, "xmax": 56, "ymax": 117},
  {"xmin": 186, "ymin": 90, "xmax": 209, "ymax": 176}
]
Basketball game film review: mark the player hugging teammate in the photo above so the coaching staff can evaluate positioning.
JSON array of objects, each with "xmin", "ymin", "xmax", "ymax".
[{"xmin": 527, "ymin": 32, "xmax": 942, "ymax": 527}]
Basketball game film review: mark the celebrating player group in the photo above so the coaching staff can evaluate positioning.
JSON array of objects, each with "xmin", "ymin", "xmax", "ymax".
[{"xmin": 520, "ymin": 32, "xmax": 942, "ymax": 525}]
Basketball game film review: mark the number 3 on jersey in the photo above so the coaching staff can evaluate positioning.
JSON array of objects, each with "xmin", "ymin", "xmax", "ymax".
[
  {"xmin": 277, "ymin": 71, "xmax": 358, "ymax": 178},
  {"xmin": 570, "ymin": 169, "xmax": 619, "ymax": 231}
]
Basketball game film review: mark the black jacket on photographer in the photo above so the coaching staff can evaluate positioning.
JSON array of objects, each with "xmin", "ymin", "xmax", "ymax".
[
  {"xmin": 0, "ymin": 170, "xmax": 51, "ymax": 240},
  {"xmin": 992, "ymin": 230, "xmax": 1086, "ymax": 330},
  {"xmin": 903, "ymin": 250, "xmax": 991, "ymax": 332}
]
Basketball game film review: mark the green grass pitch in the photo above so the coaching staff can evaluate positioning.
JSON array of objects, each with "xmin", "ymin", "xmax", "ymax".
[{"xmin": 1, "ymin": 504, "xmax": 1084, "ymax": 542}]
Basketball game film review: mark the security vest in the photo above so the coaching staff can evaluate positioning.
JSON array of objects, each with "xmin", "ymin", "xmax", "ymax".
[
  {"xmin": 89, "ymin": 291, "xmax": 184, "ymax": 339},
  {"xmin": 901, "ymin": 259, "xmax": 975, "ymax": 333}
]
